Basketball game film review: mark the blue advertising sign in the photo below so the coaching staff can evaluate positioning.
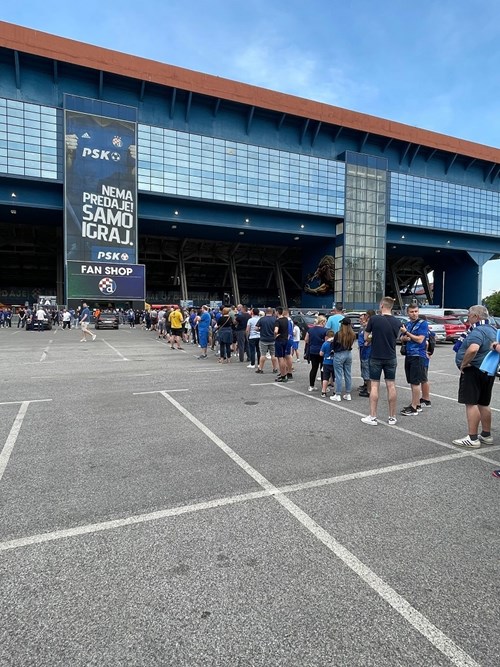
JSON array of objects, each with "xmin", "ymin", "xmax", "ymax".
[
  {"xmin": 64, "ymin": 106, "xmax": 138, "ymax": 270},
  {"xmin": 66, "ymin": 261, "xmax": 145, "ymax": 300}
]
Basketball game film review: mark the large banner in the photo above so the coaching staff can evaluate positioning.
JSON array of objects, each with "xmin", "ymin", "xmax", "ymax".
[
  {"xmin": 66, "ymin": 261, "xmax": 145, "ymax": 301},
  {"xmin": 64, "ymin": 109, "xmax": 138, "ymax": 269}
]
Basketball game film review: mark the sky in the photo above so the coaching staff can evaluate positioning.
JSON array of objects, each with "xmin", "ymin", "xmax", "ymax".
[{"xmin": 2, "ymin": 0, "xmax": 499, "ymax": 298}]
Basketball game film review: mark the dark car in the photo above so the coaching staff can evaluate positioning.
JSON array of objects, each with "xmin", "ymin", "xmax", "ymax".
[
  {"xmin": 95, "ymin": 311, "xmax": 119, "ymax": 330},
  {"xmin": 26, "ymin": 314, "xmax": 52, "ymax": 331},
  {"xmin": 292, "ymin": 315, "xmax": 316, "ymax": 339}
]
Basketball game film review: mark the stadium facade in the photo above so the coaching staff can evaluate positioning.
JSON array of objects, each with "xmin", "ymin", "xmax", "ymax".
[{"xmin": 1, "ymin": 21, "xmax": 499, "ymax": 310}]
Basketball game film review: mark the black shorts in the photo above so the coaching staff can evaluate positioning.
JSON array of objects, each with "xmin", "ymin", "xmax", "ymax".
[
  {"xmin": 458, "ymin": 366, "xmax": 495, "ymax": 406},
  {"xmin": 171, "ymin": 328, "xmax": 183, "ymax": 336},
  {"xmin": 404, "ymin": 355, "xmax": 427, "ymax": 385}
]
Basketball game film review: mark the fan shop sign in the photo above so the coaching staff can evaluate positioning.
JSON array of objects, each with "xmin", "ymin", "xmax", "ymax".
[{"xmin": 67, "ymin": 261, "xmax": 145, "ymax": 300}]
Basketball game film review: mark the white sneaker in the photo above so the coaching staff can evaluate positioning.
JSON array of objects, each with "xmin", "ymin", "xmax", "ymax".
[
  {"xmin": 247, "ymin": 364, "xmax": 255, "ymax": 368},
  {"xmin": 452, "ymin": 435, "xmax": 480, "ymax": 449},
  {"xmin": 330, "ymin": 394, "xmax": 341, "ymax": 402},
  {"xmin": 92, "ymin": 334, "xmax": 97, "ymax": 341},
  {"xmin": 361, "ymin": 415, "xmax": 378, "ymax": 426},
  {"xmin": 388, "ymin": 416, "xmax": 397, "ymax": 425},
  {"xmin": 266, "ymin": 352, "xmax": 271, "ymax": 359},
  {"xmin": 308, "ymin": 386, "xmax": 318, "ymax": 392},
  {"xmin": 342, "ymin": 394, "xmax": 352, "ymax": 401}
]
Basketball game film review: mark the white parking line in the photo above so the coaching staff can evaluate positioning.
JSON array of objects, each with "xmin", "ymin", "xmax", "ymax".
[
  {"xmin": 0, "ymin": 446, "xmax": 488, "ymax": 556},
  {"xmin": 23, "ymin": 361, "xmax": 55, "ymax": 365},
  {"xmin": 101, "ymin": 339, "xmax": 129, "ymax": 361},
  {"xmin": 40, "ymin": 339, "xmax": 53, "ymax": 362},
  {"xmin": 0, "ymin": 489, "xmax": 269, "ymax": 553},
  {"xmin": 154, "ymin": 390, "xmax": 480, "ymax": 667},
  {"xmin": 189, "ymin": 369, "xmax": 224, "ymax": 373},
  {"xmin": 274, "ymin": 383, "xmax": 497, "ymax": 454},
  {"xmin": 0, "ymin": 400, "xmax": 51, "ymax": 483},
  {"xmin": 396, "ymin": 384, "xmax": 500, "ymax": 413},
  {"xmin": 0, "ymin": 403, "xmax": 30, "ymax": 482},
  {"xmin": 0, "ymin": 399, "xmax": 52, "ymax": 406},
  {"xmin": 133, "ymin": 389, "xmax": 189, "ymax": 395}
]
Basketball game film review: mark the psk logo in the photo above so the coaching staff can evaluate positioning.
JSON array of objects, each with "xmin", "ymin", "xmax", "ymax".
[
  {"xmin": 111, "ymin": 152, "xmax": 121, "ymax": 162},
  {"xmin": 98, "ymin": 277, "xmax": 117, "ymax": 295},
  {"xmin": 112, "ymin": 136, "xmax": 123, "ymax": 147},
  {"xmin": 120, "ymin": 252, "xmax": 129, "ymax": 261}
]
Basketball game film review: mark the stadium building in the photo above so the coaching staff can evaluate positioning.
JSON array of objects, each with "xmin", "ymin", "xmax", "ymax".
[{"xmin": 1, "ymin": 21, "xmax": 499, "ymax": 310}]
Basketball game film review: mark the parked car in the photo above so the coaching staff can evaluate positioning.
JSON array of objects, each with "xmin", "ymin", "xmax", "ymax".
[
  {"xmin": 292, "ymin": 315, "xmax": 316, "ymax": 339},
  {"xmin": 420, "ymin": 317, "xmax": 446, "ymax": 343},
  {"xmin": 426, "ymin": 316, "xmax": 466, "ymax": 342},
  {"xmin": 26, "ymin": 314, "xmax": 52, "ymax": 331},
  {"xmin": 95, "ymin": 311, "xmax": 119, "ymax": 330}
]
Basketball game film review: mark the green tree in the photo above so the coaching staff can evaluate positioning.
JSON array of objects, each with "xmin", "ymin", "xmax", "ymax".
[{"xmin": 483, "ymin": 291, "xmax": 500, "ymax": 316}]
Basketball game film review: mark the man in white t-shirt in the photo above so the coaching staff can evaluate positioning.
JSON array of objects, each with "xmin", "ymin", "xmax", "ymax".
[
  {"xmin": 62, "ymin": 309, "xmax": 71, "ymax": 330},
  {"xmin": 36, "ymin": 306, "xmax": 46, "ymax": 332},
  {"xmin": 292, "ymin": 322, "xmax": 301, "ymax": 362},
  {"xmin": 246, "ymin": 307, "xmax": 261, "ymax": 368}
]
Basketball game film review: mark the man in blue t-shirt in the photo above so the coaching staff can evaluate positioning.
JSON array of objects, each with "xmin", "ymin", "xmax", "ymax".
[
  {"xmin": 399, "ymin": 305, "xmax": 429, "ymax": 416},
  {"xmin": 195, "ymin": 305, "xmax": 211, "ymax": 359},
  {"xmin": 78, "ymin": 302, "xmax": 96, "ymax": 342},
  {"xmin": 452, "ymin": 304, "xmax": 497, "ymax": 449},
  {"xmin": 325, "ymin": 304, "xmax": 344, "ymax": 333}
]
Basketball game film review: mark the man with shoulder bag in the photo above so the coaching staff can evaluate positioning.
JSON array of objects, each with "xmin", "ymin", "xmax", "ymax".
[{"xmin": 399, "ymin": 304, "xmax": 429, "ymax": 416}]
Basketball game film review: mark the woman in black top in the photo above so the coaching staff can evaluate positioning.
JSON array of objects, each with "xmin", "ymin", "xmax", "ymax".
[
  {"xmin": 304, "ymin": 315, "xmax": 328, "ymax": 391},
  {"xmin": 217, "ymin": 308, "xmax": 234, "ymax": 363}
]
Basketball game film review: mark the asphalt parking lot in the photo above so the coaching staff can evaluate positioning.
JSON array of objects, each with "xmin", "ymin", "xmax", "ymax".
[{"xmin": 0, "ymin": 326, "xmax": 499, "ymax": 667}]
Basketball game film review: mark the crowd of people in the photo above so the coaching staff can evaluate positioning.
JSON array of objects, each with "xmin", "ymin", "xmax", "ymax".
[
  {"xmin": 143, "ymin": 299, "xmax": 500, "ymax": 475},
  {"xmin": 4, "ymin": 298, "xmax": 499, "ymax": 474}
]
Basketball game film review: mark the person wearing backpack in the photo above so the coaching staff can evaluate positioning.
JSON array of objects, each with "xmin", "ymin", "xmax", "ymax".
[{"xmin": 399, "ymin": 304, "xmax": 429, "ymax": 416}]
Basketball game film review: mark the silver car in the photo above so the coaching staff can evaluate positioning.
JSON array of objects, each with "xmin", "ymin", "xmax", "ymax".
[{"xmin": 423, "ymin": 317, "xmax": 446, "ymax": 343}]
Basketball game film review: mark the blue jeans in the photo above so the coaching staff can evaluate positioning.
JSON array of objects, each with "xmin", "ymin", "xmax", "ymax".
[
  {"xmin": 248, "ymin": 338, "xmax": 260, "ymax": 365},
  {"xmin": 333, "ymin": 350, "xmax": 352, "ymax": 394},
  {"xmin": 218, "ymin": 328, "xmax": 232, "ymax": 359}
]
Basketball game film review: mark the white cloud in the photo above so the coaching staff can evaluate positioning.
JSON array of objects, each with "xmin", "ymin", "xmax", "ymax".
[{"xmin": 232, "ymin": 40, "xmax": 378, "ymax": 109}]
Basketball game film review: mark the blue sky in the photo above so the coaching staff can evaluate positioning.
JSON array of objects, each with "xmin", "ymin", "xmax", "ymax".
[{"xmin": 2, "ymin": 0, "xmax": 499, "ymax": 297}]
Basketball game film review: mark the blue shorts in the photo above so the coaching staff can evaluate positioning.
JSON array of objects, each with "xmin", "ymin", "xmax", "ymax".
[
  {"xmin": 198, "ymin": 328, "xmax": 209, "ymax": 348},
  {"xmin": 292, "ymin": 341, "xmax": 299, "ymax": 351},
  {"xmin": 369, "ymin": 357, "xmax": 397, "ymax": 381},
  {"xmin": 275, "ymin": 340, "xmax": 292, "ymax": 358}
]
